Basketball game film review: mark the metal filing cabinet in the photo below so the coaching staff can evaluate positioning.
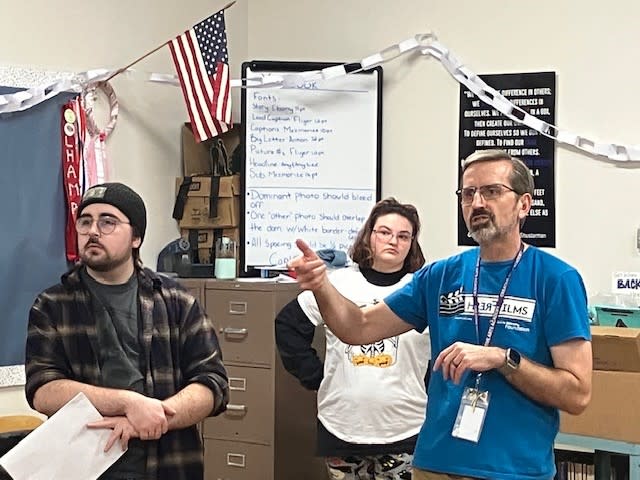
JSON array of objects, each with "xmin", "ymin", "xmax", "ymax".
[{"xmin": 185, "ymin": 279, "xmax": 326, "ymax": 480}]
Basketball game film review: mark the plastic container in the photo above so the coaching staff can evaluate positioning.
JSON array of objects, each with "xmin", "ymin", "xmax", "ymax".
[{"xmin": 214, "ymin": 236, "xmax": 237, "ymax": 279}]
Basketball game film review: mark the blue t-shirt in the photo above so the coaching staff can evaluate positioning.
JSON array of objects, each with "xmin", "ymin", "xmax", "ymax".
[{"xmin": 385, "ymin": 246, "xmax": 590, "ymax": 480}]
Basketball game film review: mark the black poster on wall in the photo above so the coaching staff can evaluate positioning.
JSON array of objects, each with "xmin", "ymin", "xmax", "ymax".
[{"xmin": 457, "ymin": 71, "xmax": 556, "ymax": 247}]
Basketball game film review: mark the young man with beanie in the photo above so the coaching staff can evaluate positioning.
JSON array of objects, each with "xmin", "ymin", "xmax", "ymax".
[{"xmin": 25, "ymin": 182, "xmax": 229, "ymax": 480}]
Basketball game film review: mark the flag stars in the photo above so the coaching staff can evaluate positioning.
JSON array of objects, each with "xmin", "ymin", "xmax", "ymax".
[{"xmin": 193, "ymin": 11, "xmax": 228, "ymax": 72}]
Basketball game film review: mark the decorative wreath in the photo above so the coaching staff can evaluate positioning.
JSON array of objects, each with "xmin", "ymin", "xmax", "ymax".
[{"xmin": 83, "ymin": 80, "xmax": 118, "ymax": 139}]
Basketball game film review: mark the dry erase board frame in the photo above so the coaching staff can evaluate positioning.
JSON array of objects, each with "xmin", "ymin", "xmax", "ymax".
[{"xmin": 240, "ymin": 61, "xmax": 382, "ymax": 275}]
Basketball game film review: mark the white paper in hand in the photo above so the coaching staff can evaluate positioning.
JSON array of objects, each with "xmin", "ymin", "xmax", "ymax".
[{"xmin": 0, "ymin": 392, "xmax": 126, "ymax": 480}]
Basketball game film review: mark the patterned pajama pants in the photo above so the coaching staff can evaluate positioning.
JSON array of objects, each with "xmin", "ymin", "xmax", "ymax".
[{"xmin": 326, "ymin": 453, "xmax": 413, "ymax": 480}]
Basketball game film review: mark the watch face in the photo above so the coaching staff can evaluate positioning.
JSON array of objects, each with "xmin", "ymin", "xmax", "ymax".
[{"xmin": 508, "ymin": 348, "xmax": 521, "ymax": 367}]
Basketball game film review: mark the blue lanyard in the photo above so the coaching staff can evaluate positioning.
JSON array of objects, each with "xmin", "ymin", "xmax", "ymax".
[
  {"xmin": 471, "ymin": 243, "xmax": 524, "ymax": 390},
  {"xmin": 473, "ymin": 242, "xmax": 524, "ymax": 347}
]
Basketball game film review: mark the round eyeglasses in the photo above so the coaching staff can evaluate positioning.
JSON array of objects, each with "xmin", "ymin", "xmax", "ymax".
[
  {"xmin": 75, "ymin": 216, "xmax": 130, "ymax": 235},
  {"xmin": 456, "ymin": 183, "xmax": 519, "ymax": 205}
]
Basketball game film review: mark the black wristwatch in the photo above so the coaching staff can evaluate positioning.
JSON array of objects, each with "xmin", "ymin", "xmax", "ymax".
[{"xmin": 498, "ymin": 348, "xmax": 521, "ymax": 377}]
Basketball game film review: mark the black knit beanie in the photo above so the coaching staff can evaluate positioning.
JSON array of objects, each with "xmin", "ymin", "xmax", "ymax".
[{"xmin": 78, "ymin": 182, "xmax": 147, "ymax": 243}]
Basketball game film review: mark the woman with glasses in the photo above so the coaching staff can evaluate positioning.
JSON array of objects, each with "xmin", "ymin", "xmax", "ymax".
[{"xmin": 275, "ymin": 198, "xmax": 429, "ymax": 480}]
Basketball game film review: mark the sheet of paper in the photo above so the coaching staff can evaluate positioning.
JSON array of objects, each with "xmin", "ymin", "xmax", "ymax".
[{"xmin": 0, "ymin": 392, "xmax": 125, "ymax": 480}]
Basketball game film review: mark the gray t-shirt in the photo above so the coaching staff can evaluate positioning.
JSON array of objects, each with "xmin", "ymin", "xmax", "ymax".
[{"xmin": 82, "ymin": 269, "xmax": 146, "ymax": 479}]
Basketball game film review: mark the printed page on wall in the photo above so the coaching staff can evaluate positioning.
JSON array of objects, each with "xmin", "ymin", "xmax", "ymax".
[{"xmin": 458, "ymin": 71, "xmax": 556, "ymax": 247}]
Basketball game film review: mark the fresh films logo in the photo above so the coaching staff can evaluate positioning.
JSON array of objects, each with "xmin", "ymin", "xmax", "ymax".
[
  {"xmin": 439, "ymin": 288, "xmax": 535, "ymax": 323},
  {"xmin": 463, "ymin": 294, "xmax": 535, "ymax": 322},
  {"xmin": 439, "ymin": 287, "xmax": 465, "ymax": 316}
]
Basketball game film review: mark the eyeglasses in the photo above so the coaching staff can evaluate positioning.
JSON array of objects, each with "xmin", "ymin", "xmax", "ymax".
[
  {"xmin": 456, "ymin": 183, "xmax": 519, "ymax": 205},
  {"xmin": 372, "ymin": 229, "xmax": 413, "ymax": 243},
  {"xmin": 76, "ymin": 216, "xmax": 130, "ymax": 235}
]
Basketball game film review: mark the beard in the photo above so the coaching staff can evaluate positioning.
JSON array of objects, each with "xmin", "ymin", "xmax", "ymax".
[
  {"xmin": 467, "ymin": 209, "xmax": 515, "ymax": 244},
  {"xmin": 80, "ymin": 240, "xmax": 132, "ymax": 272}
]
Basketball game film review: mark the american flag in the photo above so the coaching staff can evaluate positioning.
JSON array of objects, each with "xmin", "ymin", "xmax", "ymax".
[{"xmin": 169, "ymin": 10, "xmax": 231, "ymax": 143}]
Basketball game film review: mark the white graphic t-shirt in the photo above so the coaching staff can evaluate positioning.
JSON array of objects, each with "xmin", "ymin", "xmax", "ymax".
[{"xmin": 297, "ymin": 266, "xmax": 430, "ymax": 444}]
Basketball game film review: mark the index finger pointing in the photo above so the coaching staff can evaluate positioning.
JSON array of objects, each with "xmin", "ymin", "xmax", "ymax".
[{"xmin": 295, "ymin": 239, "xmax": 318, "ymax": 260}]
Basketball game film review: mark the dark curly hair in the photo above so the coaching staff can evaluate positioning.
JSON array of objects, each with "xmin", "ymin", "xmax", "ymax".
[{"xmin": 349, "ymin": 197, "xmax": 425, "ymax": 272}]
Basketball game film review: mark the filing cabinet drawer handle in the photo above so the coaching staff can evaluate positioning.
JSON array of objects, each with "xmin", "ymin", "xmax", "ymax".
[
  {"xmin": 228, "ymin": 377, "xmax": 247, "ymax": 391},
  {"xmin": 222, "ymin": 327, "xmax": 248, "ymax": 337},
  {"xmin": 228, "ymin": 301, "xmax": 247, "ymax": 314},
  {"xmin": 226, "ymin": 453, "xmax": 246, "ymax": 468},
  {"xmin": 226, "ymin": 404, "xmax": 247, "ymax": 413}
]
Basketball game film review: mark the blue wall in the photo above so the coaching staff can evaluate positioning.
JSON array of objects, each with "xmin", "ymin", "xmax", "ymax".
[{"xmin": 0, "ymin": 87, "xmax": 74, "ymax": 366}]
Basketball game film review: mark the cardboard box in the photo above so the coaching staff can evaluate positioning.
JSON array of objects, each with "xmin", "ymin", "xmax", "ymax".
[
  {"xmin": 560, "ymin": 370, "xmax": 640, "ymax": 443},
  {"xmin": 560, "ymin": 328, "xmax": 640, "ymax": 443},
  {"xmin": 175, "ymin": 175, "xmax": 240, "ymax": 229},
  {"xmin": 591, "ymin": 326, "xmax": 640, "ymax": 372},
  {"xmin": 181, "ymin": 123, "xmax": 240, "ymax": 176}
]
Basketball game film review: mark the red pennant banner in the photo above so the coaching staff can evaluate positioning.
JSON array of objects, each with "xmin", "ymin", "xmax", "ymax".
[{"xmin": 61, "ymin": 99, "xmax": 85, "ymax": 262}]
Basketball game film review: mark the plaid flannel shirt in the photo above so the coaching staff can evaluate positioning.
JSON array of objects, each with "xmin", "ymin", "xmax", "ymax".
[{"xmin": 25, "ymin": 264, "xmax": 229, "ymax": 480}]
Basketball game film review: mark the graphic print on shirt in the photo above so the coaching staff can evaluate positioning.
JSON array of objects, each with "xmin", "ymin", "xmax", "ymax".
[
  {"xmin": 439, "ymin": 287, "xmax": 536, "ymax": 332},
  {"xmin": 346, "ymin": 299, "xmax": 399, "ymax": 368}
]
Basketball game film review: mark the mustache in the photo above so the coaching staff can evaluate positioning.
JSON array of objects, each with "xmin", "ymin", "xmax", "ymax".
[
  {"xmin": 471, "ymin": 209, "xmax": 493, "ymax": 220},
  {"xmin": 85, "ymin": 237, "xmax": 103, "ymax": 248}
]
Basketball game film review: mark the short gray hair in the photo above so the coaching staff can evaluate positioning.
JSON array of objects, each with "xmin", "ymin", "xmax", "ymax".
[{"xmin": 461, "ymin": 149, "xmax": 534, "ymax": 196}]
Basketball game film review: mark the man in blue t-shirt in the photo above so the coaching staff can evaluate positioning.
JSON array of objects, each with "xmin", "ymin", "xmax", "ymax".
[{"xmin": 289, "ymin": 149, "xmax": 592, "ymax": 480}]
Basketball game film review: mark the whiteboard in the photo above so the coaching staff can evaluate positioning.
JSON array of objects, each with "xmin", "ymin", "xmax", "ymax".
[{"xmin": 240, "ymin": 61, "xmax": 382, "ymax": 272}]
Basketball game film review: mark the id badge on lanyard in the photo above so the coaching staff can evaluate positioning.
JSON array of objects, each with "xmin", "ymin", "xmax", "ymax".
[
  {"xmin": 452, "ymin": 385, "xmax": 490, "ymax": 442},
  {"xmin": 451, "ymin": 244, "xmax": 524, "ymax": 443}
]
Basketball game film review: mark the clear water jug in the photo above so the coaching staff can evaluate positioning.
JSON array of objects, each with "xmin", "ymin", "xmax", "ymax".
[{"xmin": 214, "ymin": 236, "xmax": 237, "ymax": 279}]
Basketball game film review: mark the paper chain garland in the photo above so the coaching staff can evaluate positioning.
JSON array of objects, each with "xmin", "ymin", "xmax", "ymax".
[
  {"xmin": 0, "ymin": 68, "xmax": 120, "ymax": 141},
  {"xmin": 0, "ymin": 68, "xmax": 117, "ymax": 113},
  {"xmin": 3, "ymin": 35, "xmax": 639, "ymax": 162}
]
